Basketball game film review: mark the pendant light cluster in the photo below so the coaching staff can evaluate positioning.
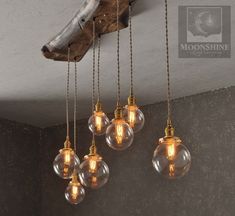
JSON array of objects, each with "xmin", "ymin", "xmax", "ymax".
[
  {"xmin": 53, "ymin": 48, "xmax": 85, "ymax": 204},
  {"xmin": 106, "ymin": 0, "xmax": 144, "ymax": 151},
  {"xmin": 80, "ymin": 19, "xmax": 109, "ymax": 189},
  {"xmin": 52, "ymin": 0, "xmax": 191, "ymax": 205},
  {"xmin": 53, "ymin": 47, "xmax": 80, "ymax": 180},
  {"xmin": 65, "ymin": 59, "xmax": 85, "ymax": 204}
]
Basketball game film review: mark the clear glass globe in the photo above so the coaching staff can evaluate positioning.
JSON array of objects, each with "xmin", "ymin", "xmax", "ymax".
[
  {"xmin": 123, "ymin": 105, "xmax": 145, "ymax": 133},
  {"xmin": 88, "ymin": 111, "xmax": 110, "ymax": 136},
  {"xmin": 152, "ymin": 136, "xmax": 191, "ymax": 179},
  {"xmin": 106, "ymin": 118, "xmax": 134, "ymax": 151},
  {"xmin": 78, "ymin": 154, "xmax": 109, "ymax": 189},
  {"xmin": 53, "ymin": 148, "xmax": 80, "ymax": 179},
  {"xmin": 65, "ymin": 179, "xmax": 85, "ymax": 205}
]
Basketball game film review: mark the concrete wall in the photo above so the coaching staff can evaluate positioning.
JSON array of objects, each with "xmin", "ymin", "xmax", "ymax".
[
  {"xmin": 0, "ymin": 119, "xmax": 41, "ymax": 216},
  {"xmin": 0, "ymin": 87, "xmax": 233, "ymax": 216},
  {"xmin": 40, "ymin": 86, "xmax": 235, "ymax": 216}
]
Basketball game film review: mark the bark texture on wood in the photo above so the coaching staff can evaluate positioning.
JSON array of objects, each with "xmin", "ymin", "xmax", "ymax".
[{"xmin": 41, "ymin": 0, "xmax": 133, "ymax": 62}]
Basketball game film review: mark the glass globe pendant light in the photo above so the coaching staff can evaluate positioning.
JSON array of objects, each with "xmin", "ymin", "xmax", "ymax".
[
  {"xmin": 88, "ymin": 31, "xmax": 110, "ymax": 136},
  {"xmin": 105, "ymin": 0, "xmax": 134, "ymax": 151},
  {"xmin": 79, "ymin": 137, "xmax": 109, "ymax": 189},
  {"xmin": 123, "ymin": 3, "xmax": 145, "ymax": 133},
  {"xmin": 53, "ymin": 46, "xmax": 80, "ymax": 179},
  {"xmin": 65, "ymin": 172, "xmax": 85, "ymax": 204},
  {"xmin": 65, "ymin": 58, "xmax": 85, "ymax": 204},
  {"xmin": 79, "ymin": 20, "xmax": 110, "ymax": 189},
  {"xmin": 152, "ymin": 0, "xmax": 191, "ymax": 179}
]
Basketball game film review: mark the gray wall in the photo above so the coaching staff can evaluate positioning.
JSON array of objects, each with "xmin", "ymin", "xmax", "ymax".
[
  {"xmin": 0, "ymin": 87, "xmax": 233, "ymax": 216},
  {"xmin": 0, "ymin": 119, "xmax": 41, "ymax": 216},
  {"xmin": 40, "ymin": 86, "xmax": 235, "ymax": 216}
]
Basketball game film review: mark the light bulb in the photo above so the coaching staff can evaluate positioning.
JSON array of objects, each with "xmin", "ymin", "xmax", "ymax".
[
  {"xmin": 65, "ymin": 174, "xmax": 85, "ymax": 205},
  {"xmin": 152, "ymin": 123, "xmax": 191, "ymax": 179},
  {"xmin": 79, "ymin": 152, "xmax": 109, "ymax": 189},
  {"xmin": 53, "ymin": 139, "xmax": 80, "ymax": 179},
  {"xmin": 89, "ymin": 157, "xmax": 98, "ymax": 173},
  {"xmin": 106, "ymin": 106, "xmax": 134, "ymax": 151},
  {"xmin": 123, "ymin": 105, "xmax": 145, "ymax": 133},
  {"xmin": 88, "ymin": 102, "xmax": 110, "ymax": 136},
  {"xmin": 123, "ymin": 96, "xmax": 145, "ymax": 133}
]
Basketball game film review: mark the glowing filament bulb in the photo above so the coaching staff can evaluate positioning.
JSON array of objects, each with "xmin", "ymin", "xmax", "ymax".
[
  {"xmin": 63, "ymin": 167, "xmax": 69, "ymax": 174},
  {"xmin": 95, "ymin": 114, "xmax": 102, "ymax": 132},
  {"xmin": 169, "ymin": 163, "xmax": 175, "ymax": 177},
  {"xmin": 71, "ymin": 185, "xmax": 78, "ymax": 199},
  {"xmin": 167, "ymin": 143, "xmax": 176, "ymax": 160},
  {"xmin": 115, "ymin": 123, "xmax": 124, "ymax": 144},
  {"xmin": 128, "ymin": 107, "xmax": 136, "ymax": 128},
  {"xmin": 89, "ymin": 158, "xmax": 97, "ymax": 173},
  {"xmin": 91, "ymin": 176, "xmax": 97, "ymax": 185},
  {"xmin": 64, "ymin": 151, "xmax": 71, "ymax": 164}
]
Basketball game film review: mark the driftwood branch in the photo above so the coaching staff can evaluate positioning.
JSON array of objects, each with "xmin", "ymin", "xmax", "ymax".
[{"xmin": 42, "ymin": 0, "xmax": 133, "ymax": 62}]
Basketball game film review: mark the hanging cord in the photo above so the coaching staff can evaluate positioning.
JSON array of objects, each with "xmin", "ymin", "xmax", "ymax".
[
  {"xmin": 92, "ymin": 18, "xmax": 96, "ymax": 144},
  {"xmin": 66, "ymin": 46, "xmax": 71, "ymax": 139},
  {"xmin": 74, "ymin": 58, "xmax": 78, "ymax": 153},
  {"xmin": 92, "ymin": 18, "xmax": 96, "ymax": 113},
  {"xmin": 164, "ymin": 0, "xmax": 171, "ymax": 121},
  {"xmin": 116, "ymin": 0, "xmax": 121, "ymax": 106},
  {"xmin": 97, "ymin": 35, "xmax": 101, "ymax": 102},
  {"xmin": 129, "ymin": 3, "xmax": 134, "ymax": 97}
]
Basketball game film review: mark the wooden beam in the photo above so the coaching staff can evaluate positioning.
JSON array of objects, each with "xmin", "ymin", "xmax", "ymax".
[{"xmin": 41, "ymin": 0, "xmax": 134, "ymax": 62}]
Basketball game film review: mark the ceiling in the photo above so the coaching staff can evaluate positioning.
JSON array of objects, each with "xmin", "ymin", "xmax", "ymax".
[{"xmin": 0, "ymin": 0, "xmax": 234, "ymax": 128}]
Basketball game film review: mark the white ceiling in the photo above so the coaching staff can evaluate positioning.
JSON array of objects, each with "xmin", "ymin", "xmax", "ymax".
[{"xmin": 0, "ymin": 0, "xmax": 234, "ymax": 128}]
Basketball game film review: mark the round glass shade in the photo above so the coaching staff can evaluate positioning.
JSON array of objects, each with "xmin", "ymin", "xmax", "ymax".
[
  {"xmin": 152, "ymin": 136, "xmax": 191, "ymax": 179},
  {"xmin": 53, "ymin": 148, "xmax": 80, "ymax": 179},
  {"xmin": 123, "ymin": 105, "xmax": 145, "ymax": 133},
  {"xmin": 88, "ymin": 111, "xmax": 110, "ymax": 136},
  {"xmin": 65, "ymin": 180, "xmax": 85, "ymax": 205},
  {"xmin": 78, "ymin": 154, "xmax": 109, "ymax": 189},
  {"xmin": 106, "ymin": 118, "xmax": 134, "ymax": 151}
]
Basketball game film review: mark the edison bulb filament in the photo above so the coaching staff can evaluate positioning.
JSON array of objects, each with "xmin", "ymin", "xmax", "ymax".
[
  {"xmin": 89, "ymin": 157, "xmax": 98, "ymax": 173},
  {"xmin": 95, "ymin": 113, "xmax": 102, "ymax": 132},
  {"xmin": 115, "ymin": 120, "xmax": 124, "ymax": 144},
  {"xmin": 123, "ymin": 99, "xmax": 145, "ymax": 133}
]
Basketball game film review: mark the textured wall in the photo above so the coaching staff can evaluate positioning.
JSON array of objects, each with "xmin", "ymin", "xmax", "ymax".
[
  {"xmin": 0, "ymin": 119, "xmax": 41, "ymax": 216},
  {"xmin": 41, "ymin": 86, "xmax": 235, "ymax": 216}
]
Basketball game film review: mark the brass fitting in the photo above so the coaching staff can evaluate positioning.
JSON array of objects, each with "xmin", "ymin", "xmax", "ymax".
[
  {"xmin": 128, "ymin": 95, "xmax": 136, "ymax": 106},
  {"xmin": 114, "ymin": 105, "xmax": 123, "ymax": 119},
  {"xmin": 165, "ymin": 119, "xmax": 175, "ymax": 137},
  {"xmin": 72, "ymin": 172, "xmax": 78, "ymax": 182},
  {"xmin": 89, "ymin": 139, "xmax": 97, "ymax": 156},
  {"xmin": 95, "ymin": 101, "xmax": 102, "ymax": 112},
  {"xmin": 64, "ymin": 136, "xmax": 71, "ymax": 148}
]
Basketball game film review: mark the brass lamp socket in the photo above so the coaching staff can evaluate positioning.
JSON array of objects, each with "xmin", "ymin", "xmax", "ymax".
[
  {"xmin": 89, "ymin": 143, "xmax": 97, "ymax": 156},
  {"xmin": 114, "ymin": 106, "xmax": 123, "ymax": 119},
  {"xmin": 128, "ymin": 95, "xmax": 136, "ymax": 106},
  {"xmin": 64, "ymin": 137, "xmax": 71, "ymax": 148},
  {"xmin": 165, "ymin": 119, "xmax": 175, "ymax": 137},
  {"xmin": 95, "ymin": 101, "xmax": 102, "ymax": 112},
  {"xmin": 72, "ymin": 172, "xmax": 78, "ymax": 182}
]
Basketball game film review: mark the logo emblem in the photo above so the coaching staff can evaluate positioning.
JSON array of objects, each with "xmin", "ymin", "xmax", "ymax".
[{"xmin": 179, "ymin": 6, "xmax": 231, "ymax": 58}]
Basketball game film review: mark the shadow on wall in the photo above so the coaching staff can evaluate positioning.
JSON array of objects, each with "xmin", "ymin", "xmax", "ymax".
[
  {"xmin": 133, "ymin": 0, "xmax": 161, "ymax": 16},
  {"xmin": 0, "ymin": 98, "xmax": 119, "ymax": 128},
  {"xmin": 41, "ymin": 86, "xmax": 235, "ymax": 216}
]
